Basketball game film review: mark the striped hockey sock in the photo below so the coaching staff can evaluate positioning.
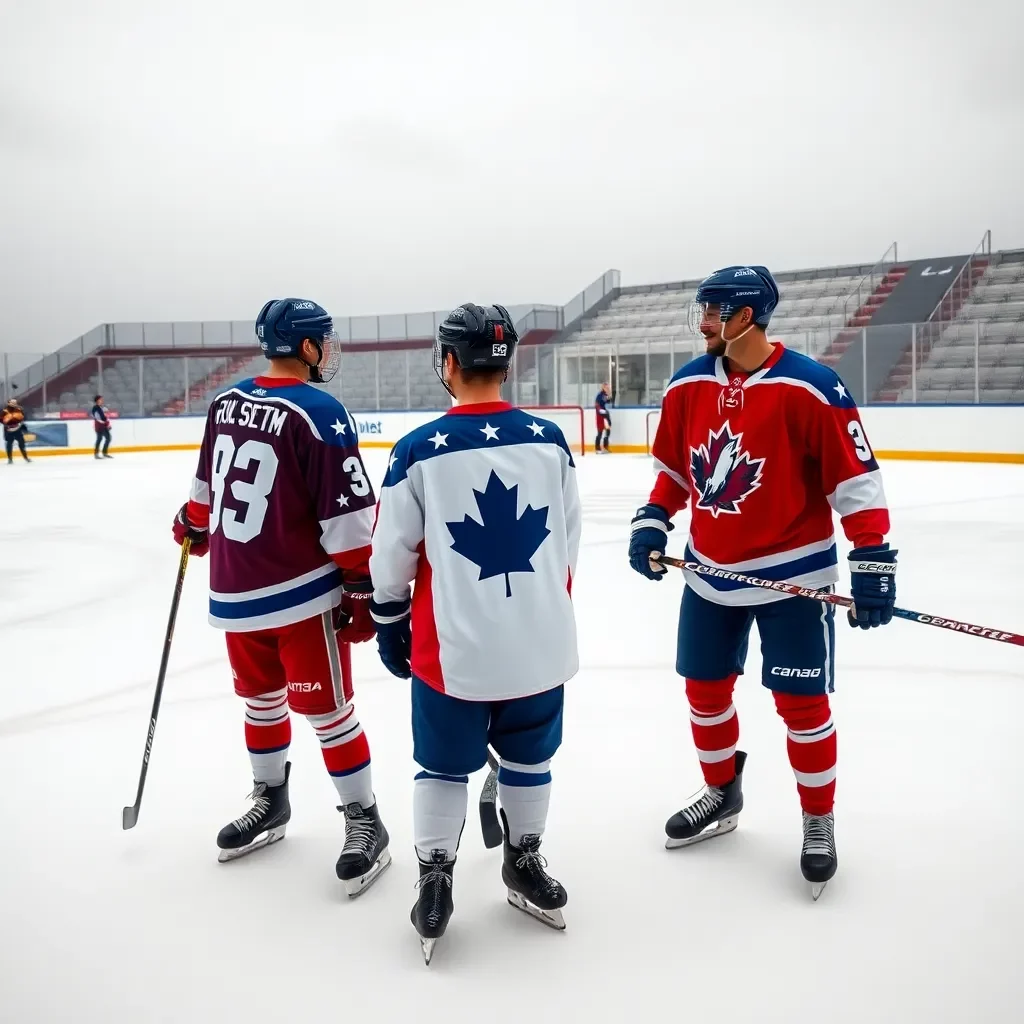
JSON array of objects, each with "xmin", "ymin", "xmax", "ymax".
[
  {"xmin": 306, "ymin": 704, "xmax": 373, "ymax": 809},
  {"xmin": 686, "ymin": 675, "xmax": 740, "ymax": 787},
  {"xmin": 774, "ymin": 692, "xmax": 837, "ymax": 815},
  {"xmin": 243, "ymin": 688, "xmax": 291, "ymax": 786},
  {"xmin": 497, "ymin": 759, "xmax": 552, "ymax": 846}
]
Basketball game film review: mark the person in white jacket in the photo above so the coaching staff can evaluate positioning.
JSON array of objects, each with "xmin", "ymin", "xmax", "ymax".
[{"xmin": 369, "ymin": 303, "xmax": 581, "ymax": 964}]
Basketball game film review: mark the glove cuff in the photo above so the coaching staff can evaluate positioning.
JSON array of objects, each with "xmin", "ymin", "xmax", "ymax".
[
  {"xmin": 343, "ymin": 577, "xmax": 373, "ymax": 595},
  {"xmin": 849, "ymin": 545, "xmax": 897, "ymax": 574},
  {"xmin": 370, "ymin": 597, "xmax": 411, "ymax": 624}
]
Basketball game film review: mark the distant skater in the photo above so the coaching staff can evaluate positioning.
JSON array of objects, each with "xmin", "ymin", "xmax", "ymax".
[
  {"xmin": 91, "ymin": 395, "xmax": 112, "ymax": 459},
  {"xmin": 3, "ymin": 399, "xmax": 31, "ymax": 464}
]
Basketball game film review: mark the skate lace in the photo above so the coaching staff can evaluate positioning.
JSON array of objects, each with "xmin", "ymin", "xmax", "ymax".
[
  {"xmin": 230, "ymin": 783, "xmax": 271, "ymax": 832},
  {"xmin": 342, "ymin": 806, "xmax": 376, "ymax": 854},
  {"xmin": 802, "ymin": 813, "xmax": 835, "ymax": 856},
  {"xmin": 514, "ymin": 835, "xmax": 561, "ymax": 896},
  {"xmin": 681, "ymin": 785, "xmax": 724, "ymax": 827},
  {"xmin": 415, "ymin": 851, "xmax": 453, "ymax": 922}
]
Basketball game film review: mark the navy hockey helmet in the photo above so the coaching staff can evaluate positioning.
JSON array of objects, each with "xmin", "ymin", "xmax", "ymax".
[
  {"xmin": 688, "ymin": 266, "xmax": 780, "ymax": 336},
  {"xmin": 433, "ymin": 303, "xmax": 518, "ymax": 396},
  {"xmin": 255, "ymin": 297, "xmax": 341, "ymax": 384}
]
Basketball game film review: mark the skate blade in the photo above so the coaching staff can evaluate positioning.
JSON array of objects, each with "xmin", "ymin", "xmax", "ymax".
[
  {"xmin": 420, "ymin": 937, "xmax": 437, "ymax": 966},
  {"xmin": 343, "ymin": 847, "xmax": 392, "ymax": 898},
  {"xmin": 810, "ymin": 880, "xmax": 828, "ymax": 902},
  {"xmin": 217, "ymin": 825, "xmax": 287, "ymax": 863},
  {"xmin": 665, "ymin": 814, "xmax": 738, "ymax": 850},
  {"xmin": 506, "ymin": 889, "xmax": 566, "ymax": 931}
]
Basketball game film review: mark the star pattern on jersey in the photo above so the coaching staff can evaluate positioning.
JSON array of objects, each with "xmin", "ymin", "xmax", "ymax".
[
  {"xmin": 833, "ymin": 383, "xmax": 847, "ymax": 401},
  {"xmin": 446, "ymin": 470, "xmax": 550, "ymax": 598},
  {"xmin": 429, "ymin": 431, "xmax": 449, "ymax": 449},
  {"xmin": 389, "ymin": 454, "xmax": 398, "ymax": 472},
  {"xmin": 480, "ymin": 423, "xmax": 500, "ymax": 441},
  {"xmin": 332, "ymin": 419, "xmax": 348, "ymax": 435},
  {"xmin": 336, "ymin": 493, "xmax": 350, "ymax": 509},
  {"xmin": 528, "ymin": 422, "xmax": 545, "ymax": 436}
]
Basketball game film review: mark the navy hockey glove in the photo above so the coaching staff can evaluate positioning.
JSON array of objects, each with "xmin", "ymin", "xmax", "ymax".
[
  {"xmin": 848, "ymin": 543, "xmax": 898, "ymax": 629},
  {"xmin": 369, "ymin": 597, "xmax": 412, "ymax": 679},
  {"xmin": 628, "ymin": 504, "xmax": 673, "ymax": 581}
]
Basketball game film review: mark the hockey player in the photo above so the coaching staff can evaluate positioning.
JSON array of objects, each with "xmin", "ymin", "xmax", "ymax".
[
  {"xmin": 369, "ymin": 303, "xmax": 581, "ymax": 964},
  {"xmin": 170, "ymin": 298, "xmax": 390, "ymax": 896},
  {"xmin": 594, "ymin": 382, "xmax": 612, "ymax": 453},
  {"xmin": 628, "ymin": 266, "xmax": 896, "ymax": 900}
]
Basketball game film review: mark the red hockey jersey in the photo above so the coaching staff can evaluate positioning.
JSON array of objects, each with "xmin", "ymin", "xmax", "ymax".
[{"xmin": 648, "ymin": 343, "xmax": 889, "ymax": 606}]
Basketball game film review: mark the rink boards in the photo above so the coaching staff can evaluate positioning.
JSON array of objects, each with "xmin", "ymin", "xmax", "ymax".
[{"xmin": 17, "ymin": 404, "xmax": 1024, "ymax": 464}]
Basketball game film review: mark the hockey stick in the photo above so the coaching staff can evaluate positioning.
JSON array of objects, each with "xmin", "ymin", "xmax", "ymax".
[
  {"xmin": 479, "ymin": 748, "xmax": 502, "ymax": 849},
  {"xmin": 658, "ymin": 555, "xmax": 1024, "ymax": 648},
  {"xmin": 122, "ymin": 538, "xmax": 191, "ymax": 830}
]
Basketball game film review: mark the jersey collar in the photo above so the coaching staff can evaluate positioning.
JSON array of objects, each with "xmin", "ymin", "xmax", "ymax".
[
  {"xmin": 253, "ymin": 376, "xmax": 304, "ymax": 388},
  {"xmin": 718, "ymin": 342, "xmax": 786, "ymax": 386},
  {"xmin": 445, "ymin": 401, "xmax": 513, "ymax": 416}
]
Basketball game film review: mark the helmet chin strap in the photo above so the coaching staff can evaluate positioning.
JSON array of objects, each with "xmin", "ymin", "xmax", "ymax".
[
  {"xmin": 721, "ymin": 315, "xmax": 755, "ymax": 357},
  {"xmin": 303, "ymin": 340, "xmax": 325, "ymax": 383}
]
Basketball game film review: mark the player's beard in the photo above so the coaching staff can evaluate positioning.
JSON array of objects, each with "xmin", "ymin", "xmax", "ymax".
[{"xmin": 703, "ymin": 331, "xmax": 727, "ymax": 357}]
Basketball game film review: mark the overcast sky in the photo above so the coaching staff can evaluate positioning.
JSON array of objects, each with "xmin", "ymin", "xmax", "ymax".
[{"xmin": 1, "ymin": 0, "xmax": 1022, "ymax": 354}]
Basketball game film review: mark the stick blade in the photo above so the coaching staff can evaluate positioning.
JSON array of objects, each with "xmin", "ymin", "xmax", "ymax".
[
  {"xmin": 122, "ymin": 805, "xmax": 139, "ymax": 830},
  {"xmin": 479, "ymin": 749, "xmax": 502, "ymax": 849}
]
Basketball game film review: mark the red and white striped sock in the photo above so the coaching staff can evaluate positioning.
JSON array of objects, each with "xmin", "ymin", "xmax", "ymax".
[
  {"xmin": 773, "ymin": 692, "xmax": 837, "ymax": 815},
  {"xmin": 686, "ymin": 675, "xmax": 740, "ymax": 787},
  {"xmin": 306, "ymin": 704, "xmax": 373, "ymax": 809},
  {"xmin": 243, "ymin": 688, "xmax": 291, "ymax": 785}
]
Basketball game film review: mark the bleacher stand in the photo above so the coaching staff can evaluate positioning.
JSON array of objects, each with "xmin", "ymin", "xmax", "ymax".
[
  {"xmin": 564, "ymin": 273, "xmax": 866, "ymax": 358},
  {"xmin": 897, "ymin": 254, "xmax": 1024, "ymax": 403}
]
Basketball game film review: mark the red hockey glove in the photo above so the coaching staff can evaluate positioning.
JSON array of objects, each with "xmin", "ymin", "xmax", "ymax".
[
  {"xmin": 334, "ymin": 577, "xmax": 375, "ymax": 644},
  {"xmin": 172, "ymin": 502, "xmax": 209, "ymax": 557}
]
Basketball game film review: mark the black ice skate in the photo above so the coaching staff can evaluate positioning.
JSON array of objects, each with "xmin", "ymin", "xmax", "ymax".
[
  {"xmin": 217, "ymin": 762, "xmax": 291, "ymax": 863},
  {"xmin": 411, "ymin": 850, "xmax": 455, "ymax": 966},
  {"xmin": 665, "ymin": 750, "xmax": 746, "ymax": 849},
  {"xmin": 801, "ymin": 811, "xmax": 837, "ymax": 901},
  {"xmin": 500, "ymin": 810, "xmax": 567, "ymax": 931},
  {"xmin": 335, "ymin": 801, "xmax": 391, "ymax": 897}
]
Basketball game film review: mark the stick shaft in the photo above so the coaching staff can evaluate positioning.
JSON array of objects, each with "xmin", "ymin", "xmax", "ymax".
[
  {"xmin": 122, "ymin": 539, "xmax": 191, "ymax": 829},
  {"xmin": 659, "ymin": 555, "xmax": 1024, "ymax": 648}
]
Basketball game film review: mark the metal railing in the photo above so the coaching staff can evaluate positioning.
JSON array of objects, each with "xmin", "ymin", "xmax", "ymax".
[
  {"xmin": 5, "ymin": 318, "xmax": 1020, "ymax": 418},
  {"xmin": 0, "ymin": 270, "xmax": 621, "ymax": 410}
]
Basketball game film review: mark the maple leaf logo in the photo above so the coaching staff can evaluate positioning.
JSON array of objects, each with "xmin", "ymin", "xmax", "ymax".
[
  {"xmin": 689, "ymin": 421, "xmax": 765, "ymax": 518},
  {"xmin": 446, "ymin": 470, "xmax": 550, "ymax": 598}
]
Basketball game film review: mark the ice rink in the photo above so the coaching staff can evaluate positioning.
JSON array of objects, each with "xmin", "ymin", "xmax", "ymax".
[{"xmin": 2, "ymin": 449, "xmax": 1023, "ymax": 1023}]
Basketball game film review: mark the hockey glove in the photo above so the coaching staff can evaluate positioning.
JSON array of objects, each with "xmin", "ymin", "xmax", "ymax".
[
  {"xmin": 628, "ymin": 504, "xmax": 673, "ymax": 581},
  {"xmin": 848, "ymin": 543, "xmax": 897, "ymax": 628},
  {"xmin": 172, "ymin": 502, "xmax": 209, "ymax": 557},
  {"xmin": 335, "ymin": 578, "xmax": 375, "ymax": 645},
  {"xmin": 369, "ymin": 597, "xmax": 412, "ymax": 679}
]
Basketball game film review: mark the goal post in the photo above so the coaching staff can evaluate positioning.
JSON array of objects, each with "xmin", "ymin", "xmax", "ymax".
[
  {"xmin": 645, "ymin": 409, "xmax": 661, "ymax": 455},
  {"xmin": 520, "ymin": 405, "xmax": 587, "ymax": 457}
]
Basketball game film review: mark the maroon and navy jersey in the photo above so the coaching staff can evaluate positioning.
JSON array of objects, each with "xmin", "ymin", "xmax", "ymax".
[
  {"xmin": 186, "ymin": 376, "xmax": 375, "ymax": 631},
  {"xmin": 649, "ymin": 343, "xmax": 890, "ymax": 606}
]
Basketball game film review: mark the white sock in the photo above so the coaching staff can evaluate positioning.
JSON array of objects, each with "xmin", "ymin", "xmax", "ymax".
[
  {"xmin": 498, "ymin": 758, "xmax": 552, "ymax": 846},
  {"xmin": 413, "ymin": 772, "xmax": 468, "ymax": 861},
  {"xmin": 330, "ymin": 764, "xmax": 375, "ymax": 809}
]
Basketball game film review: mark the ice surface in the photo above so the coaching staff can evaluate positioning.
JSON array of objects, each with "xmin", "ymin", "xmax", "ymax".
[{"xmin": 2, "ymin": 451, "xmax": 1023, "ymax": 1023}]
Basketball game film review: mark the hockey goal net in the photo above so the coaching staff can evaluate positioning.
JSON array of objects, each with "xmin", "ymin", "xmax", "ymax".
[{"xmin": 520, "ymin": 405, "xmax": 587, "ymax": 457}]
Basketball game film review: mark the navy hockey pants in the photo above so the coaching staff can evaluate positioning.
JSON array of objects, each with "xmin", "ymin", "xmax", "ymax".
[
  {"xmin": 411, "ymin": 676, "xmax": 563, "ymax": 777},
  {"xmin": 677, "ymin": 586, "xmax": 836, "ymax": 694}
]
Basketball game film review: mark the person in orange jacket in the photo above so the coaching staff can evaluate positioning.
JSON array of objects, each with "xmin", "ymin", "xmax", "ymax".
[{"xmin": 3, "ymin": 399, "xmax": 31, "ymax": 464}]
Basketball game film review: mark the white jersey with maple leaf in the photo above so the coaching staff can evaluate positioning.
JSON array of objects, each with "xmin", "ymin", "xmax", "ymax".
[{"xmin": 370, "ymin": 401, "xmax": 581, "ymax": 701}]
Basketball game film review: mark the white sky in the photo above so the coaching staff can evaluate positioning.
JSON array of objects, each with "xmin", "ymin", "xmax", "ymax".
[{"xmin": 1, "ymin": 0, "xmax": 1022, "ymax": 354}]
